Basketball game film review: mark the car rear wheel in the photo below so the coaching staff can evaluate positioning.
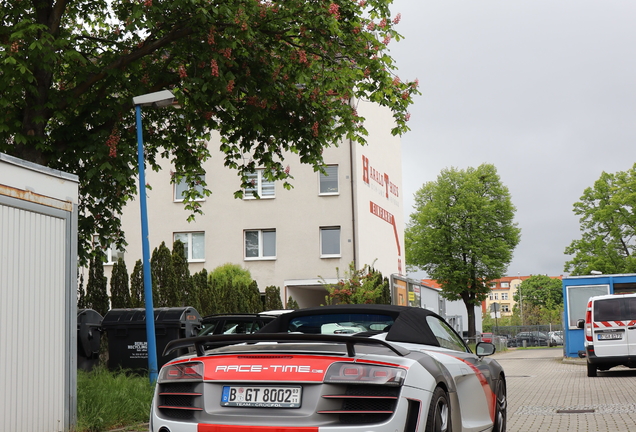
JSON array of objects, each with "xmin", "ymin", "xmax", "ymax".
[
  {"xmin": 586, "ymin": 361, "xmax": 597, "ymax": 377},
  {"xmin": 493, "ymin": 378, "xmax": 507, "ymax": 432},
  {"xmin": 426, "ymin": 387, "xmax": 451, "ymax": 432}
]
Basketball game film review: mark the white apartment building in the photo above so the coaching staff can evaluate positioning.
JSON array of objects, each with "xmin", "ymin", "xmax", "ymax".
[{"xmin": 107, "ymin": 99, "xmax": 404, "ymax": 308}]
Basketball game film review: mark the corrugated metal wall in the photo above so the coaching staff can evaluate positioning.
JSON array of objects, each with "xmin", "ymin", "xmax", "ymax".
[{"xmin": 0, "ymin": 204, "xmax": 68, "ymax": 432}]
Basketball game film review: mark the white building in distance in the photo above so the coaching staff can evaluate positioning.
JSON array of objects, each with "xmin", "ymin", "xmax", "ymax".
[{"xmin": 107, "ymin": 99, "xmax": 404, "ymax": 308}]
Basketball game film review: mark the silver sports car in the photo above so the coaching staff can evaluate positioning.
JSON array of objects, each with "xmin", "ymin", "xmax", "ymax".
[{"xmin": 151, "ymin": 304, "xmax": 507, "ymax": 432}]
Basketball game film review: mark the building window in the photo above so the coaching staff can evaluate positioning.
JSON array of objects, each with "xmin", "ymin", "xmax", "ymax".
[
  {"xmin": 320, "ymin": 227, "xmax": 341, "ymax": 257},
  {"xmin": 174, "ymin": 174, "xmax": 205, "ymax": 202},
  {"xmin": 502, "ymin": 304, "xmax": 510, "ymax": 312},
  {"xmin": 500, "ymin": 282, "xmax": 510, "ymax": 288},
  {"xmin": 245, "ymin": 229, "xmax": 276, "ymax": 259},
  {"xmin": 244, "ymin": 170, "xmax": 275, "ymax": 199},
  {"xmin": 319, "ymin": 165, "xmax": 339, "ymax": 195},
  {"xmin": 494, "ymin": 293, "xmax": 499, "ymax": 300},
  {"xmin": 489, "ymin": 293, "xmax": 494, "ymax": 300},
  {"xmin": 489, "ymin": 282, "xmax": 497, "ymax": 288},
  {"xmin": 174, "ymin": 232, "xmax": 205, "ymax": 261},
  {"xmin": 502, "ymin": 293, "xmax": 509, "ymax": 300},
  {"xmin": 93, "ymin": 235, "xmax": 124, "ymax": 265}
]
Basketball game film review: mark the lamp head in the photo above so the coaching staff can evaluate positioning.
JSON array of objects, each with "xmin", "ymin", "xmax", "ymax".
[{"xmin": 133, "ymin": 90, "xmax": 175, "ymax": 107}]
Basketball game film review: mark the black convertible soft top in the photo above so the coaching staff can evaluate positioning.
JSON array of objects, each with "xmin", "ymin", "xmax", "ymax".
[{"xmin": 259, "ymin": 304, "xmax": 444, "ymax": 347}]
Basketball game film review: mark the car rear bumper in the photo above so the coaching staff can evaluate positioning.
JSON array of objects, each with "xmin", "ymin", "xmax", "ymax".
[{"xmin": 585, "ymin": 346, "xmax": 636, "ymax": 368}]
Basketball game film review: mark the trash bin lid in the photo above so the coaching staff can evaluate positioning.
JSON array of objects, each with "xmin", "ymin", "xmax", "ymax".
[
  {"xmin": 154, "ymin": 307, "xmax": 202, "ymax": 324},
  {"xmin": 102, "ymin": 307, "xmax": 202, "ymax": 327},
  {"xmin": 77, "ymin": 309, "xmax": 104, "ymax": 326}
]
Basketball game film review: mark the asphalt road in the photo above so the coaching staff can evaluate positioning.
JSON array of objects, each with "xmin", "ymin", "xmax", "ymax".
[{"xmin": 495, "ymin": 347, "xmax": 636, "ymax": 432}]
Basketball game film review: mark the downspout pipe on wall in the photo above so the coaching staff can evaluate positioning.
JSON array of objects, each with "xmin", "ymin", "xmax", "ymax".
[{"xmin": 349, "ymin": 98, "xmax": 358, "ymax": 270}]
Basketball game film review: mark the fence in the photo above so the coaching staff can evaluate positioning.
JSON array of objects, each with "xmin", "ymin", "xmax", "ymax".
[
  {"xmin": 493, "ymin": 324, "xmax": 563, "ymax": 338},
  {"xmin": 464, "ymin": 324, "xmax": 565, "ymax": 351}
]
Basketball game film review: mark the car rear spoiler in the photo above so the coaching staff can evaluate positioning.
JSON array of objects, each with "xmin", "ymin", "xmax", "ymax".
[{"xmin": 163, "ymin": 333, "xmax": 410, "ymax": 358}]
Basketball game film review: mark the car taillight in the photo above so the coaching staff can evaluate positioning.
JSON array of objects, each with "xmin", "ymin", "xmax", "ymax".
[
  {"xmin": 323, "ymin": 362, "xmax": 405, "ymax": 386},
  {"xmin": 158, "ymin": 361, "xmax": 204, "ymax": 383},
  {"xmin": 585, "ymin": 301, "xmax": 593, "ymax": 342}
]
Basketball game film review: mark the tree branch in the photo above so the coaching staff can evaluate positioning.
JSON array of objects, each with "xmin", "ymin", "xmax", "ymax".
[{"xmin": 67, "ymin": 24, "xmax": 195, "ymax": 106}]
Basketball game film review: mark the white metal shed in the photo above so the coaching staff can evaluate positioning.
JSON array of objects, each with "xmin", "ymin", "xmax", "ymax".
[{"xmin": 0, "ymin": 153, "xmax": 79, "ymax": 431}]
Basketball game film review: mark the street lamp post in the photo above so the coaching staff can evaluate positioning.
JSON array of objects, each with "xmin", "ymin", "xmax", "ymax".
[{"xmin": 132, "ymin": 90, "xmax": 175, "ymax": 384}]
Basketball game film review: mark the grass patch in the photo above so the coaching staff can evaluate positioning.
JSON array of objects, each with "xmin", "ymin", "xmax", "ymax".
[
  {"xmin": 513, "ymin": 345, "xmax": 560, "ymax": 350},
  {"xmin": 76, "ymin": 367, "xmax": 154, "ymax": 432}
]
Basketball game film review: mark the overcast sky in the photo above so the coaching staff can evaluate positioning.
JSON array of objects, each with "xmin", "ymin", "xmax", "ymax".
[{"xmin": 387, "ymin": 0, "xmax": 636, "ymax": 279}]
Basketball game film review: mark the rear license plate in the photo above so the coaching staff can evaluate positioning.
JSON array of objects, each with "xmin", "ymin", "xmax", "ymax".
[
  {"xmin": 598, "ymin": 333, "xmax": 622, "ymax": 340},
  {"xmin": 221, "ymin": 386, "xmax": 302, "ymax": 408}
]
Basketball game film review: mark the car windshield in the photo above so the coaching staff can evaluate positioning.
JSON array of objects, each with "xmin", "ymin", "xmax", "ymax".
[{"xmin": 288, "ymin": 313, "xmax": 394, "ymax": 335}]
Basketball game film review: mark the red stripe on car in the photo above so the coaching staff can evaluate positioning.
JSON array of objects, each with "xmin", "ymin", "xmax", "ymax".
[{"xmin": 429, "ymin": 352, "xmax": 496, "ymax": 422}]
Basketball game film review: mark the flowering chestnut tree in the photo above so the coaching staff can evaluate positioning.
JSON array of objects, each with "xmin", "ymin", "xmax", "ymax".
[{"xmin": 0, "ymin": 0, "xmax": 418, "ymax": 263}]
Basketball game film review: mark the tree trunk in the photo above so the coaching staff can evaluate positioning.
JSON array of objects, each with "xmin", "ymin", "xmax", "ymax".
[{"xmin": 462, "ymin": 295, "xmax": 476, "ymax": 338}]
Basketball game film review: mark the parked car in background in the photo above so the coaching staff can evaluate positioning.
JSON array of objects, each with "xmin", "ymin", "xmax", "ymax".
[
  {"xmin": 154, "ymin": 304, "xmax": 507, "ymax": 432},
  {"xmin": 481, "ymin": 332, "xmax": 493, "ymax": 343},
  {"xmin": 548, "ymin": 331, "xmax": 563, "ymax": 346},
  {"xmin": 514, "ymin": 331, "xmax": 549, "ymax": 347},
  {"xmin": 199, "ymin": 313, "xmax": 278, "ymax": 336},
  {"xmin": 199, "ymin": 311, "xmax": 295, "ymax": 336}
]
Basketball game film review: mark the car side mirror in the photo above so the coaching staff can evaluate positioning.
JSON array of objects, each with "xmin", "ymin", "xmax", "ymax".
[
  {"xmin": 576, "ymin": 319, "xmax": 585, "ymax": 329},
  {"xmin": 475, "ymin": 342, "xmax": 495, "ymax": 357}
]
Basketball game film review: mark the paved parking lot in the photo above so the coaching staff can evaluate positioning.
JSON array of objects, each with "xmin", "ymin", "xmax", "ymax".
[{"xmin": 495, "ymin": 347, "xmax": 636, "ymax": 431}]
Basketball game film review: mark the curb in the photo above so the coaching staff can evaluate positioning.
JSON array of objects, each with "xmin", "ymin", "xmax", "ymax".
[{"xmin": 562, "ymin": 356, "xmax": 586, "ymax": 365}]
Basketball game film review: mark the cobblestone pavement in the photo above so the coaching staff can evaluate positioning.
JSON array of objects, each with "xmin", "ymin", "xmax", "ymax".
[{"xmin": 493, "ymin": 347, "xmax": 636, "ymax": 432}]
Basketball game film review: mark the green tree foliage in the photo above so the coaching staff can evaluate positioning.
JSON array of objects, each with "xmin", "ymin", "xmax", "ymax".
[
  {"xmin": 376, "ymin": 274, "xmax": 392, "ymax": 304},
  {"xmin": 0, "ymin": 0, "xmax": 418, "ymax": 265},
  {"xmin": 405, "ymin": 164, "xmax": 521, "ymax": 336},
  {"xmin": 323, "ymin": 262, "xmax": 390, "ymax": 305},
  {"xmin": 86, "ymin": 253, "xmax": 110, "ymax": 315},
  {"xmin": 247, "ymin": 280, "xmax": 264, "ymax": 313},
  {"xmin": 482, "ymin": 313, "xmax": 517, "ymax": 333},
  {"xmin": 208, "ymin": 263, "xmax": 257, "ymax": 314},
  {"xmin": 286, "ymin": 296, "xmax": 300, "ymax": 310},
  {"xmin": 78, "ymin": 272, "xmax": 87, "ymax": 309},
  {"xmin": 109, "ymin": 258, "xmax": 131, "ymax": 308},
  {"xmin": 151, "ymin": 242, "xmax": 176, "ymax": 307},
  {"xmin": 130, "ymin": 259, "xmax": 144, "ymax": 308},
  {"xmin": 171, "ymin": 239, "xmax": 194, "ymax": 308},
  {"xmin": 564, "ymin": 165, "xmax": 636, "ymax": 275},
  {"xmin": 513, "ymin": 275, "xmax": 563, "ymax": 325},
  {"xmin": 514, "ymin": 275, "xmax": 563, "ymax": 310},
  {"xmin": 264, "ymin": 286, "xmax": 284, "ymax": 311},
  {"xmin": 192, "ymin": 269, "xmax": 210, "ymax": 315}
]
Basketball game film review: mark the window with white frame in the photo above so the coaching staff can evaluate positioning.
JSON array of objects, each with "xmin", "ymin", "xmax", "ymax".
[
  {"xmin": 320, "ymin": 227, "xmax": 341, "ymax": 257},
  {"xmin": 93, "ymin": 235, "xmax": 125, "ymax": 265},
  {"xmin": 500, "ymin": 282, "xmax": 510, "ymax": 288},
  {"xmin": 502, "ymin": 304, "xmax": 510, "ymax": 312},
  {"xmin": 494, "ymin": 293, "xmax": 499, "ymax": 300},
  {"xmin": 489, "ymin": 282, "xmax": 497, "ymax": 288},
  {"xmin": 502, "ymin": 293, "xmax": 509, "ymax": 300},
  {"xmin": 244, "ymin": 170, "xmax": 275, "ymax": 199},
  {"xmin": 174, "ymin": 232, "xmax": 205, "ymax": 261},
  {"xmin": 489, "ymin": 293, "xmax": 494, "ymax": 300},
  {"xmin": 319, "ymin": 165, "xmax": 339, "ymax": 195},
  {"xmin": 174, "ymin": 174, "xmax": 205, "ymax": 202},
  {"xmin": 244, "ymin": 229, "xmax": 276, "ymax": 259}
]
